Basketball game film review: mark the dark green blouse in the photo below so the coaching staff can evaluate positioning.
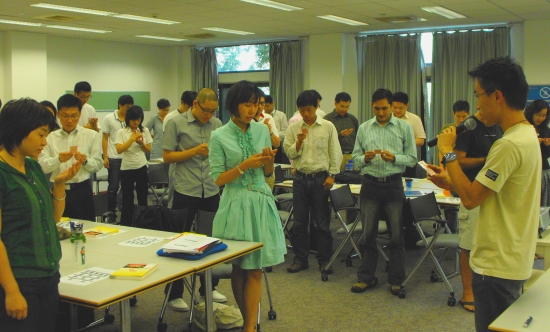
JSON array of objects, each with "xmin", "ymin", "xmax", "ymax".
[{"xmin": 0, "ymin": 158, "xmax": 61, "ymax": 278}]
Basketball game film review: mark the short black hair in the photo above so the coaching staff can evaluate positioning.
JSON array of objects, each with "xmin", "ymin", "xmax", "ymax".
[
  {"xmin": 265, "ymin": 95, "xmax": 273, "ymax": 103},
  {"xmin": 392, "ymin": 92, "xmax": 408, "ymax": 105},
  {"xmin": 468, "ymin": 56, "xmax": 528, "ymax": 110},
  {"xmin": 310, "ymin": 89, "xmax": 322, "ymax": 101},
  {"xmin": 335, "ymin": 92, "xmax": 351, "ymax": 103},
  {"xmin": 40, "ymin": 100, "xmax": 57, "ymax": 115},
  {"xmin": 452, "ymin": 100, "xmax": 470, "ymax": 113},
  {"xmin": 118, "ymin": 95, "xmax": 134, "ymax": 108},
  {"xmin": 57, "ymin": 94, "xmax": 82, "ymax": 112},
  {"xmin": 74, "ymin": 81, "xmax": 92, "ymax": 93},
  {"xmin": 297, "ymin": 90, "xmax": 318, "ymax": 108},
  {"xmin": 181, "ymin": 91, "xmax": 198, "ymax": 107},
  {"xmin": 0, "ymin": 98, "xmax": 58, "ymax": 155},
  {"xmin": 225, "ymin": 81, "xmax": 259, "ymax": 117},
  {"xmin": 125, "ymin": 105, "xmax": 145, "ymax": 132},
  {"xmin": 525, "ymin": 99, "xmax": 550, "ymax": 128},
  {"xmin": 157, "ymin": 98, "xmax": 171, "ymax": 109},
  {"xmin": 372, "ymin": 89, "xmax": 393, "ymax": 104}
]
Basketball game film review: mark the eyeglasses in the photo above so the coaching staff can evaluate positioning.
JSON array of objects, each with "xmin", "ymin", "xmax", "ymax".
[
  {"xmin": 258, "ymin": 102, "xmax": 265, "ymax": 106},
  {"xmin": 474, "ymin": 91, "xmax": 494, "ymax": 99},
  {"xmin": 59, "ymin": 114, "xmax": 80, "ymax": 120},
  {"xmin": 535, "ymin": 113, "xmax": 548, "ymax": 118},
  {"xmin": 196, "ymin": 102, "xmax": 218, "ymax": 115},
  {"xmin": 77, "ymin": 95, "xmax": 92, "ymax": 100}
]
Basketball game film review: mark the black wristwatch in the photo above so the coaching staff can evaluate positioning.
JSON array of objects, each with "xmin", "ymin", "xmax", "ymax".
[{"xmin": 329, "ymin": 173, "xmax": 336, "ymax": 178}]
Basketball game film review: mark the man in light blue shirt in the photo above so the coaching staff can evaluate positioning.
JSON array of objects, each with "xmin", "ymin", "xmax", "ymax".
[{"xmin": 351, "ymin": 88, "xmax": 417, "ymax": 295}]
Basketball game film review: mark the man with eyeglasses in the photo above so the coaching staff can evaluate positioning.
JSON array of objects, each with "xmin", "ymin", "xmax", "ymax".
[
  {"xmin": 73, "ymin": 81, "xmax": 100, "ymax": 132},
  {"xmin": 429, "ymin": 57, "xmax": 540, "ymax": 331},
  {"xmin": 39, "ymin": 94, "xmax": 102, "ymax": 221},
  {"xmin": 253, "ymin": 89, "xmax": 280, "ymax": 149},
  {"xmin": 162, "ymin": 88, "xmax": 226, "ymax": 311}
]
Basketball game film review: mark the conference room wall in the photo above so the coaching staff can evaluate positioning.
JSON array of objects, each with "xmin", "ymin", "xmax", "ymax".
[
  {"xmin": 46, "ymin": 35, "xmax": 183, "ymax": 126},
  {"xmin": 524, "ymin": 20, "xmax": 550, "ymax": 85},
  {"xmin": 0, "ymin": 32, "xmax": 4, "ymax": 104}
]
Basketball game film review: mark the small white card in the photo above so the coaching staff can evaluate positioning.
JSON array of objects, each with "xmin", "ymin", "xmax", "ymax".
[
  {"xmin": 118, "ymin": 236, "xmax": 164, "ymax": 247},
  {"xmin": 60, "ymin": 267, "xmax": 114, "ymax": 286}
]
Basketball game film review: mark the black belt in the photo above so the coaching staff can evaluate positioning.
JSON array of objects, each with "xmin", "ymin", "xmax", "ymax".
[
  {"xmin": 295, "ymin": 170, "xmax": 328, "ymax": 179},
  {"xmin": 363, "ymin": 173, "xmax": 402, "ymax": 183},
  {"xmin": 65, "ymin": 181, "xmax": 91, "ymax": 190}
]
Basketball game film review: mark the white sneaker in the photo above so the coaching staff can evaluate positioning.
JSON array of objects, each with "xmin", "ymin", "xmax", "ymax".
[
  {"xmin": 201, "ymin": 290, "xmax": 228, "ymax": 303},
  {"xmin": 168, "ymin": 298, "xmax": 189, "ymax": 312}
]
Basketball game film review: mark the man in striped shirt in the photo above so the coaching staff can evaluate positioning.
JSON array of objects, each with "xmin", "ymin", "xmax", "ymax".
[{"xmin": 351, "ymin": 88, "xmax": 417, "ymax": 295}]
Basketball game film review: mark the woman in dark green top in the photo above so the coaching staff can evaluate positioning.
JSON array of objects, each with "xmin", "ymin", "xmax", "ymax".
[{"xmin": 0, "ymin": 98, "xmax": 81, "ymax": 332}]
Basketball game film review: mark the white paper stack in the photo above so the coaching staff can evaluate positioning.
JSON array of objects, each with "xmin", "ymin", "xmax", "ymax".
[{"xmin": 161, "ymin": 234, "xmax": 220, "ymax": 254}]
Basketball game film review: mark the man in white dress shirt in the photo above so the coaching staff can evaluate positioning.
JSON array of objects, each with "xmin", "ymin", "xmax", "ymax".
[{"xmin": 39, "ymin": 94, "xmax": 103, "ymax": 221}]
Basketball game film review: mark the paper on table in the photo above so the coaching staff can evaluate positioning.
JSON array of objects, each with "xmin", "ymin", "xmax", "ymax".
[
  {"xmin": 118, "ymin": 236, "xmax": 165, "ymax": 247},
  {"xmin": 60, "ymin": 267, "xmax": 114, "ymax": 286}
]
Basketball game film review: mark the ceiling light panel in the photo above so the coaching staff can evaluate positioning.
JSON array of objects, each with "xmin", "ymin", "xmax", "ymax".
[
  {"xmin": 0, "ymin": 19, "xmax": 42, "ymax": 27},
  {"xmin": 240, "ymin": 0, "xmax": 303, "ymax": 11},
  {"xmin": 112, "ymin": 14, "xmax": 179, "ymax": 25},
  {"xmin": 202, "ymin": 27, "xmax": 255, "ymax": 35},
  {"xmin": 31, "ymin": 3, "xmax": 114, "ymax": 16},
  {"xmin": 136, "ymin": 35, "xmax": 187, "ymax": 41},
  {"xmin": 46, "ymin": 25, "xmax": 111, "ymax": 33},
  {"xmin": 421, "ymin": 6, "xmax": 467, "ymax": 19},
  {"xmin": 317, "ymin": 15, "xmax": 368, "ymax": 26}
]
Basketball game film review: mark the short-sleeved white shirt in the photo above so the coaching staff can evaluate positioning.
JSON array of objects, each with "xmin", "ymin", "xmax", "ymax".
[
  {"xmin": 102, "ymin": 110, "xmax": 126, "ymax": 159},
  {"xmin": 115, "ymin": 127, "xmax": 153, "ymax": 170},
  {"xmin": 79, "ymin": 103, "xmax": 100, "ymax": 129},
  {"xmin": 399, "ymin": 111, "xmax": 426, "ymax": 139},
  {"xmin": 471, "ymin": 123, "xmax": 541, "ymax": 280}
]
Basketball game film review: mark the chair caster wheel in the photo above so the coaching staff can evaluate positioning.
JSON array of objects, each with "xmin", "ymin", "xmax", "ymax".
[
  {"xmin": 265, "ymin": 266, "xmax": 273, "ymax": 272},
  {"xmin": 157, "ymin": 322, "xmax": 168, "ymax": 332},
  {"xmin": 129, "ymin": 296, "xmax": 137, "ymax": 306},
  {"xmin": 447, "ymin": 297, "xmax": 456, "ymax": 306},
  {"xmin": 398, "ymin": 289, "xmax": 406, "ymax": 298},
  {"xmin": 268, "ymin": 310, "xmax": 277, "ymax": 320},
  {"xmin": 321, "ymin": 273, "xmax": 328, "ymax": 281},
  {"xmin": 104, "ymin": 314, "xmax": 115, "ymax": 324},
  {"xmin": 345, "ymin": 259, "xmax": 352, "ymax": 267},
  {"xmin": 430, "ymin": 274, "xmax": 439, "ymax": 282}
]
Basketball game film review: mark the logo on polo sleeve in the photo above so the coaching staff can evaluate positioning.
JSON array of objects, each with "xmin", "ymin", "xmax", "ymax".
[{"xmin": 485, "ymin": 169, "xmax": 498, "ymax": 181}]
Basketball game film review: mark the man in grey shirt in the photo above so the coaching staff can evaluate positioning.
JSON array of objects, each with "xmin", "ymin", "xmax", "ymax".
[
  {"xmin": 162, "ymin": 88, "xmax": 225, "ymax": 310},
  {"xmin": 324, "ymin": 92, "xmax": 358, "ymax": 170}
]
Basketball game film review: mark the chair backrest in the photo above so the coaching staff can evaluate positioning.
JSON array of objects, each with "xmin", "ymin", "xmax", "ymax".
[
  {"xmin": 196, "ymin": 210, "xmax": 217, "ymax": 236},
  {"xmin": 274, "ymin": 165, "xmax": 285, "ymax": 183},
  {"xmin": 407, "ymin": 192, "xmax": 443, "ymax": 222},
  {"xmin": 329, "ymin": 185, "xmax": 357, "ymax": 211},
  {"xmin": 147, "ymin": 163, "xmax": 169, "ymax": 186},
  {"xmin": 132, "ymin": 205, "xmax": 185, "ymax": 232},
  {"xmin": 92, "ymin": 193, "xmax": 108, "ymax": 217}
]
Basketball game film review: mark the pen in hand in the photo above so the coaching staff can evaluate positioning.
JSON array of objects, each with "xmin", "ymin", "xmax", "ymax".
[{"xmin": 523, "ymin": 316, "xmax": 532, "ymax": 328}]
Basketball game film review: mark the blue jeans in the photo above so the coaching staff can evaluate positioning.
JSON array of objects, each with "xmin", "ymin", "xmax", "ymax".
[
  {"xmin": 357, "ymin": 176, "xmax": 406, "ymax": 285},
  {"xmin": 291, "ymin": 172, "xmax": 332, "ymax": 265},
  {"xmin": 0, "ymin": 272, "xmax": 60, "ymax": 332},
  {"xmin": 107, "ymin": 158, "xmax": 122, "ymax": 212},
  {"xmin": 472, "ymin": 272, "xmax": 525, "ymax": 332}
]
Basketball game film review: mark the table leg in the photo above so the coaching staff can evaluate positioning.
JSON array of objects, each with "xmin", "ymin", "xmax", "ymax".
[
  {"xmin": 204, "ymin": 269, "xmax": 215, "ymax": 332},
  {"xmin": 544, "ymin": 246, "xmax": 550, "ymax": 271},
  {"xmin": 69, "ymin": 303, "xmax": 78, "ymax": 332},
  {"xmin": 119, "ymin": 299, "xmax": 132, "ymax": 331}
]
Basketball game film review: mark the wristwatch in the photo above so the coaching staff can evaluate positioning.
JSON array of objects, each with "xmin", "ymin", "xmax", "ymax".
[
  {"xmin": 442, "ymin": 152, "xmax": 457, "ymax": 165},
  {"xmin": 329, "ymin": 173, "xmax": 336, "ymax": 178}
]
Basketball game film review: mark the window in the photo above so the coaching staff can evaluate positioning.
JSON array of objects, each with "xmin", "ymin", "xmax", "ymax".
[
  {"xmin": 421, "ymin": 32, "xmax": 433, "ymax": 64},
  {"xmin": 216, "ymin": 44, "xmax": 270, "ymax": 72}
]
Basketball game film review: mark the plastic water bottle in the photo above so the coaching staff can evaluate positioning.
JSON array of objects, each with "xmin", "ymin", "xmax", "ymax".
[
  {"xmin": 405, "ymin": 178, "xmax": 413, "ymax": 195},
  {"xmin": 345, "ymin": 160, "xmax": 354, "ymax": 171}
]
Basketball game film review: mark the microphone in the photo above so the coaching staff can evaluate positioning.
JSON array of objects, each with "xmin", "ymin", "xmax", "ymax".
[{"xmin": 427, "ymin": 118, "xmax": 477, "ymax": 147}]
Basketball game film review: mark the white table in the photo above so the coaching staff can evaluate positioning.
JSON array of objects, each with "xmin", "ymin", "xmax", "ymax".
[
  {"xmin": 489, "ymin": 268, "xmax": 550, "ymax": 332},
  {"xmin": 59, "ymin": 221, "xmax": 262, "ymax": 332}
]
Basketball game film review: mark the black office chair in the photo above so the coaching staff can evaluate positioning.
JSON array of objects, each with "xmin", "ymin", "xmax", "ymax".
[
  {"xmin": 147, "ymin": 163, "xmax": 170, "ymax": 206},
  {"xmin": 397, "ymin": 192, "xmax": 458, "ymax": 306},
  {"xmin": 186, "ymin": 210, "xmax": 277, "ymax": 331},
  {"xmin": 321, "ymin": 185, "xmax": 389, "ymax": 281}
]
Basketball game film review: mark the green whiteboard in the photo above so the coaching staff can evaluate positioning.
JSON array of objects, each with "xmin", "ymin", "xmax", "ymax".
[{"xmin": 66, "ymin": 91, "xmax": 151, "ymax": 112}]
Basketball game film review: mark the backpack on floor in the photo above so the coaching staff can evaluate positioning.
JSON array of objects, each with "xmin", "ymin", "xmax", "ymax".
[{"xmin": 132, "ymin": 205, "xmax": 180, "ymax": 232}]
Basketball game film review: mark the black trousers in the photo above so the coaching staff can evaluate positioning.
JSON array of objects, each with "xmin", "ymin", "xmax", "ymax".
[{"xmin": 64, "ymin": 181, "xmax": 95, "ymax": 221}]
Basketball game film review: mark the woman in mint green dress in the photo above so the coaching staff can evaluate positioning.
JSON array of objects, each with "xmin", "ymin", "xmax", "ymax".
[{"xmin": 209, "ymin": 81, "xmax": 286, "ymax": 332}]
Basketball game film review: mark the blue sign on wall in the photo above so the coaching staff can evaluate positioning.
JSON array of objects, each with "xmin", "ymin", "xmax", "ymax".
[{"xmin": 528, "ymin": 85, "xmax": 550, "ymax": 106}]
